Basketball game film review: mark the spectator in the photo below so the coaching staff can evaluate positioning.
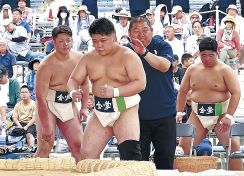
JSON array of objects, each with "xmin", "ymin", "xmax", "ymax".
[
  {"xmin": 145, "ymin": 9, "xmax": 164, "ymax": 37},
  {"xmin": 86, "ymin": 92, "xmax": 95, "ymax": 120},
  {"xmin": 154, "ymin": 4, "xmax": 170, "ymax": 28},
  {"xmin": 0, "ymin": 4, "xmax": 13, "ymax": 21},
  {"xmin": 0, "ymin": 4, "xmax": 12, "ymax": 35},
  {"xmin": 17, "ymin": 0, "xmax": 33, "ymax": 29},
  {"xmin": 0, "ymin": 39, "xmax": 17, "ymax": 79},
  {"xmin": 221, "ymin": 5, "xmax": 244, "ymax": 68},
  {"xmin": 2, "ymin": 19, "xmax": 33, "ymax": 62},
  {"xmin": 177, "ymin": 37, "xmax": 242, "ymax": 170},
  {"xmin": 114, "ymin": 10, "xmax": 131, "ymax": 42},
  {"xmin": 46, "ymin": 6, "xmax": 73, "ymax": 55},
  {"xmin": 73, "ymin": 5, "xmax": 95, "ymax": 51},
  {"xmin": 54, "ymin": 6, "xmax": 73, "ymax": 27},
  {"xmin": 12, "ymin": 85, "xmax": 36, "ymax": 147},
  {"xmin": 26, "ymin": 58, "xmax": 40, "ymax": 101},
  {"xmin": 217, "ymin": 16, "xmax": 240, "ymax": 65},
  {"xmin": 165, "ymin": 25, "xmax": 184, "ymax": 61},
  {"xmin": 171, "ymin": 5, "xmax": 189, "ymax": 40},
  {"xmin": 173, "ymin": 0, "xmax": 189, "ymax": 13},
  {"xmin": 172, "ymin": 54, "xmax": 184, "ymax": 86},
  {"xmin": 128, "ymin": 17, "xmax": 176, "ymax": 169},
  {"xmin": 119, "ymin": 35, "xmax": 130, "ymax": 46},
  {"xmin": 186, "ymin": 21, "xmax": 205, "ymax": 60},
  {"xmin": 181, "ymin": 53, "xmax": 194, "ymax": 75},
  {"xmin": 0, "ymin": 65, "xmax": 21, "ymax": 128},
  {"xmin": 179, "ymin": 53, "xmax": 194, "ymax": 123},
  {"xmin": 82, "ymin": 0, "xmax": 98, "ymax": 19},
  {"xmin": 111, "ymin": 7, "xmax": 123, "ymax": 25},
  {"xmin": 12, "ymin": 8, "xmax": 31, "ymax": 42},
  {"xmin": 183, "ymin": 11, "xmax": 210, "ymax": 41}
]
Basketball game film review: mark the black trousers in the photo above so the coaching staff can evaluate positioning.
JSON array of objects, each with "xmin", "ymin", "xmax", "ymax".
[{"xmin": 140, "ymin": 116, "xmax": 176, "ymax": 169}]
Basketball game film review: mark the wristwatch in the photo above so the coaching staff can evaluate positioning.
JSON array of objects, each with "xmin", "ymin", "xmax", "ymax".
[{"xmin": 141, "ymin": 48, "xmax": 149, "ymax": 57}]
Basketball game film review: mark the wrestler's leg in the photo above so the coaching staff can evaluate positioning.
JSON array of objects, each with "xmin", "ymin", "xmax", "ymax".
[
  {"xmin": 57, "ymin": 103, "xmax": 82, "ymax": 163},
  {"xmin": 113, "ymin": 105, "xmax": 141, "ymax": 160},
  {"xmin": 179, "ymin": 112, "xmax": 208, "ymax": 155},
  {"xmin": 34, "ymin": 109, "xmax": 56, "ymax": 158},
  {"xmin": 81, "ymin": 113, "xmax": 113, "ymax": 159},
  {"xmin": 215, "ymin": 122, "xmax": 243, "ymax": 170}
]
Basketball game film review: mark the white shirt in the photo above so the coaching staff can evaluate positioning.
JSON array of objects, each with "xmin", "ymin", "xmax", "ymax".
[
  {"xmin": 115, "ymin": 22, "xmax": 130, "ymax": 42},
  {"xmin": 186, "ymin": 34, "xmax": 200, "ymax": 55},
  {"xmin": 165, "ymin": 38, "xmax": 184, "ymax": 63},
  {"xmin": 3, "ymin": 26, "xmax": 29, "ymax": 57},
  {"xmin": 0, "ymin": 80, "xmax": 9, "ymax": 107}
]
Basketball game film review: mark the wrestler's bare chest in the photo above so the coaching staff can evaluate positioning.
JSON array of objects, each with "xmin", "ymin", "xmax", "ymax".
[
  {"xmin": 89, "ymin": 60, "xmax": 128, "ymax": 83},
  {"xmin": 49, "ymin": 61, "xmax": 77, "ymax": 89},
  {"xmin": 190, "ymin": 71, "xmax": 226, "ymax": 92}
]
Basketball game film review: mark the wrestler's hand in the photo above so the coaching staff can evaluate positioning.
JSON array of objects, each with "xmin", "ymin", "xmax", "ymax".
[
  {"xmin": 217, "ymin": 117, "xmax": 233, "ymax": 133},
  {"xmin": 70, "ymin": 89, "xmax": 83, "ymax": 102},
  {"xmin": 130, "ymin": 38, "xmax": 146, "ymax": 55},
  {"xmin": 99, "ymin": 84, "xmax": 114, "ymax": 98},
  {"xmin": 80, "ymin": 107, "xmax": 88, "ymax": 122}
]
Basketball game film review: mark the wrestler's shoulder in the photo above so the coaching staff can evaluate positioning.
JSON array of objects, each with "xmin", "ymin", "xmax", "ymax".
[
  {"xmin": 69, "ymin": 50, "xmax": 83, "ymax": 58},
  {"xmin": 117, "ymin": 45, "xmax": 139, "ymax": 58},
  {"xmin": 187, "ymin": 62, "xmax": 201, "ymax": 71}
]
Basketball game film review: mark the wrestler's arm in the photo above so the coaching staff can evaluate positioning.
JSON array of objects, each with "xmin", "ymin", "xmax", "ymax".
[
  {"xmin": 118, "ymin": 50, "xmax": 146, "ymax": 97},
  {"xmin": 35, "ymin": 61, "xmax": 52, "ymax": 127},
  {"xmin": 223, "ymin": 67, "xmax": 241, "ymax": 116},
  {"xmin": 177, "ymin": 67, "xmax": 192, "ymax": 112},
  {"xmin": 67, "ymin": 55, "xmax": 89, "ymax": 105}
]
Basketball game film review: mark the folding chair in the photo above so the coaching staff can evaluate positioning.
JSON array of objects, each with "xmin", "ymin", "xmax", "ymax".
[
  {"xmin": 226, "ymin": 123, "xmax": 244, "ymax": 170},
  {"xmin": 149, "ymin": 123, "xmax": 196, "ymax": 160},
  {"xmin": 176, "ymin": 123, "xmax": 196, "ymax": 157}
]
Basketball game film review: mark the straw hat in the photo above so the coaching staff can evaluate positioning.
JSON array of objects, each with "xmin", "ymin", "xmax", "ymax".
[
  {"xmin": 78, "ymin": 5, "xmax": 90, "ymax": 14},
  {"xmin": 223, "ymin": 15, "xmax": 236, "ymax": 26},
  {"xmin": 114, "ymin": 9, "xmax": 131, "ymax": 20}
]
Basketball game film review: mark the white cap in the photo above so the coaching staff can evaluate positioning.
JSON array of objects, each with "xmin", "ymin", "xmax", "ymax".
[
  {"xmin": 2, "ymin": 19, "xmax": 12, "ymax": 26},
  {"xmin": 78, "ymin": 5, "xmax": 90, "ymax": 14},
  {"xmin": 189, "ymin": 11, "xmax": 202, "ymax": 21},
  {"xmin": 2, "ymin": 4, "xmax": 11, "ymax": 10},
  {"xmin": 171, "ymin": 5, "xmax": 183, "ymax": 15},
  {"xmin": 226, "ymin": 4, "xmax": 238, "ymax": 13}
]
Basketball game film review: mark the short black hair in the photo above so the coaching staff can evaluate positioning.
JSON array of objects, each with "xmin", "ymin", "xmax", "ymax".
[
  {"xmin": 129, "ymin": 16, "xmax": 152, "ymax": 31},
  {"xmin": 181, "ymin": 53, "xmax": 193, "ymax": 64},
  {"xmin": 173, "ymin": 54, "xmax": 179, "ymax": 61},
  {"xmin": 52, "ymin": 25, "xmax": 72, "ymax": 39},
  {"xmin": 199, "ymin": 37, "xmax": 218, "ymax": 52},
  {"xmin": 192, "ymin": 20, "xmax": 203, "ymax": 28},
  {"xmin": 20, "ymin": 85, "xmax": 30, "ymax": 91},
  {"xmin": 12, "ymin": 8, "xmax": 22, "ymax": 14},
  {"xmin": 89, "ymin": 17, "xmax": 115, "ymax": 36}
]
